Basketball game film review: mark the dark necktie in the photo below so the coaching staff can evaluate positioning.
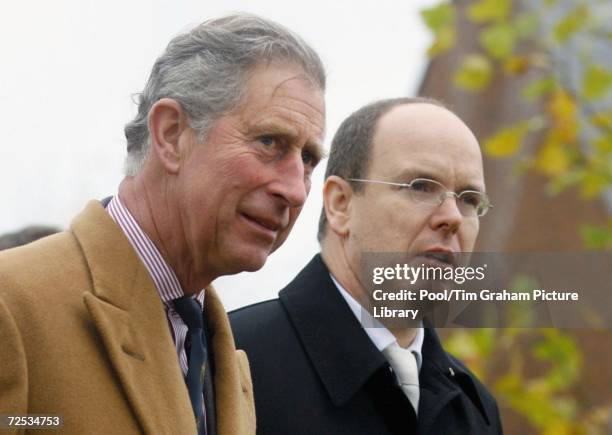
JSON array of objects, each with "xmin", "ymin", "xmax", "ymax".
[{"xmin": 173, "ymin": 296, "xmax": 207, "ymax": 435}]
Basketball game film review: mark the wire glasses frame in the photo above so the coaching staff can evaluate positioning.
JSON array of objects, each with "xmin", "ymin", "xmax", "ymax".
[{"xmin": 347, "ymin": 177, "xmax": 493, "ymax": 217}]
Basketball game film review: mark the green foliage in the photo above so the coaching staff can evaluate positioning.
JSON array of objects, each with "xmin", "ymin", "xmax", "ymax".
[
  {"xmin": 532, "ymin": 329, "xmax": 581, "ymax": 390},
  {"xmin": 421, "ymin": 0, "xmax": 612, "ymax": 251},
  {"xmin": 513, "ymin": 12, "xmax": 538, "ymax": 39},
  {"xmin": 506, "ymin": 275, "xmax": 539, "ymax": 326},
  {"xmin": 583, "ymin": 65, "xmax": 612, "ymax": 100},
  {"xmin": 443, "ymin": 329, "xmax": 495, "ymax": 379},
  {"xmin": 424, "ymin": 1, "xmax": 612, "ymax": 433},
  {"xmin": 581, "ymin": 222, "xmax": 612, "ymax": 249},
  {"xmin": 420, "ymin": 2, "xmax": 456, "ymax": 56},
  {"xmin": 467, "ymin": 0, "xmax": 512, "ymax": 23},
  {"xmin": 484, "ymin": 121, "xmax": 530, "ymax": 157},
  {"xmin": 444, "ymin": 327, "xmax": 608, "ymax": 434},
  {"xmin": 480, "ymin": 24, "xmax": 516, "ymax": 59},
  {"xmin": 591, "ymin": 110, "xmax": 612, "ymax": 131},
  {"xmin": 421, "ymin": 1, "xmax": 454, "ymax": 30},
  {"xmin": 522, "ymin": 77, "xmax": 556, "ymax": 102},
  {"xmin": 553, "ymin": 5, "xmax": 589, "ymax": 43},
  {"xmin": 453, "ymin": 54, "xmax": 493, "ymax": 91}
]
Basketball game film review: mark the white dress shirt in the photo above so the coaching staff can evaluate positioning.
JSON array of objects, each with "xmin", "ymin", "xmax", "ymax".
[{"xmin": 330, "ymin": 273, "xmax": 424, "ymax": 371}]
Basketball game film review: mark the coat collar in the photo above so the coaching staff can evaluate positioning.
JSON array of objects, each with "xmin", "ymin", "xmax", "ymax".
[
  {"xmin": 418, "ymin": 323, "xmax": 492, "ymax": 431},
  {"xmin": 72, "ymin": 200, "xmax": 197, "ymax": 435},
  {"xmin": 204, "ymin": 280, "xmax": 255, "ymax": 435},
  {"xmin": 280, "ymin": 254, "xmax": 492, "ymax": 427},
  {"xmin": 74, "ymin": 200, "xmax": 254, "ymax": 435},
  {"xmin": 279, "ymin": 254, "xmax": 388, "ymax": 407}
]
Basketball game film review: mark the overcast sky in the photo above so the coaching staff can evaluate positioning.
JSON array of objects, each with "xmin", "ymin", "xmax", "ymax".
[{"xmin": 1, "ymin": 0, "xmax": 438, "ymax": 310}]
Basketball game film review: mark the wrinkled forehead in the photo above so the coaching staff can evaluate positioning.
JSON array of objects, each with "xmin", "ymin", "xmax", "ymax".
[
  {"xmin": 240, "ymin": 62, "xmax": 325, "ymax": 126},
  {"xmin": 369, "ymin": 103, "xmax": 485, "ymax": 190},
  {"xmin": 243, "ymin": 60, "xmax": 324, "ymax": 106}
]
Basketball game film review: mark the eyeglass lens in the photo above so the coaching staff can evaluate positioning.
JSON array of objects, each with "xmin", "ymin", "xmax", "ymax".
[{"xmin": 408, "ymin": 179, "xmax": 485, "ymax": 217}]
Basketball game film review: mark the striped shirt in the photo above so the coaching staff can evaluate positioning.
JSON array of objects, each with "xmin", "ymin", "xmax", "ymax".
[{"xmin": 106, "ymin": 195, "xmax": 205, "ymax": 377}]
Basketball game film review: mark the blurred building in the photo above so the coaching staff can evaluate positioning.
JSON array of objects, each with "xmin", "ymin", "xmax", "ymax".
[{"xmin": 417, "ymin": 0, "xmax": 611, "ymax": 432}]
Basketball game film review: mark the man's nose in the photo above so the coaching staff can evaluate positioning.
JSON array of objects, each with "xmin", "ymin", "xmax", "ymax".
[
  {"xmin": 430, "ymin": 193, "xmax": 463, "ymax": 233},
  {"xmin": 268, "ymin": 152, "xmax": 308, "ymax": 207}
]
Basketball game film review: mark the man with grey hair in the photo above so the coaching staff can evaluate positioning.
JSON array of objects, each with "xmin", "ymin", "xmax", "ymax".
[
  {"xmin": 230, "ymin": 97, "xmax": 503, "ymax": 434},
  {"xmin": 0, "ymin": 14, "xmax": 325, "ymax": 435}
]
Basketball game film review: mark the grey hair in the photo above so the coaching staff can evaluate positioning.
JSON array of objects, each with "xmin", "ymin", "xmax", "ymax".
[
  {"xmin": 317, "ymin": 97, "xmax": 446, "ymax": 242},
  {"xmin": 124, "ymin": 13, "xmax": 326, "ymax": 176}
]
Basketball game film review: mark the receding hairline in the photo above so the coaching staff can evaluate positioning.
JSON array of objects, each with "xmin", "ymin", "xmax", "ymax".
[
  {"xmin": 367, "ymin": 102, "xmax": 484, "ymax": 188},
  {"xmin": 371, "ymin": 102, "xmax": 479, "ymax": 151},
  {"xmin": 375, "ymin": 101, "xmax": 464, "ymax": 130}
]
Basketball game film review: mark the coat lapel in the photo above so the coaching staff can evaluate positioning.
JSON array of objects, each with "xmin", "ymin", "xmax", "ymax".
[
  {"xmin": 279, "ymin": 255, "xmax": 389, "ymax": 406},
  {"xmin": 72, "ymin": 201, "xmax": 196, "ymax": 435},
  {"xmin": 417, "ymin": 327, "xmax": 492, "ymax": 433},
  {"xmin": 204, "ymin": 286, "xmax": 256, "ymax": 435}
]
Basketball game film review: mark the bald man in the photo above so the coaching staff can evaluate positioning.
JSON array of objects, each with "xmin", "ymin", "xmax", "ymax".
[{"xmin": 230, "ymin": 97, "xmax": 503, "ymax": 435}]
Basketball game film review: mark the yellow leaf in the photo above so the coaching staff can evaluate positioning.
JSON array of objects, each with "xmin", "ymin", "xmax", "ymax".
[
  {"xmin": 536, "ymin": 134, "xmax": 571, "ymax": 176},
  {"xmin": 549, "ymin": 89, "xmax": 575, "ymax": 122},
  {"xmin": 421, "ymin": 2, "xmax": 457, "ymax": 57},
  {"xmin": 420, "ymin": 2, "xmax": 455, "ymax": 32},
  {"xmin": 554, "ymin": 5, "xmax": 589, "ymax": 43},
  {"xmin": 427, "ymin": 26, "xmax": 457, "ymax": 57},
  {"xmin": 580, "ymin": 173, "xmax": 607, "ymax": 198},
  {"xmin": 548, "ymin": 89, "xmax": 578, "ymax": 142},
  {"xmin": 542, "ymin": 421, "xmax": 574, "ymax": 435},
  {"xmin": 453, "ymin": 54, "xmax": 493, "ymax": 91},
  {"xmin": 467, "ymin": 0, "xmax": 511, "ymax": 23},
  {"xmin": 591, "ymin": 111, "xmax": 612, "ymax": 130},
  {"xmin": 484, "ymin": 122, "xmax": 530, "ymax": 158},
  {"xmin": 582, "ymin": 65, "xmax": 612, "ymax": 100},
  {"xmin": 594, "ymin": 136, "xmax": 612, "ymax": 153},
  {"xmin": 504, "ymin": 56, "xmax": 530, "ymax": 75},
  {"xmin": 522, "ymin": 77, "xmax": 555, "ymax": 101},
  {"xmin": 480, "ymin": 24, "xmax": 516, "ymax": 59}
]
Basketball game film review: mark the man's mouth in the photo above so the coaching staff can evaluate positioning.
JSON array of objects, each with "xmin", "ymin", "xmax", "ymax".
[
  {"xmin": 241, "ymin": 213, "xmax": 281, "ymax": 236},
  {"xmin": 419, "ymin": 250, "xmax": 457, "ymax": 267}
]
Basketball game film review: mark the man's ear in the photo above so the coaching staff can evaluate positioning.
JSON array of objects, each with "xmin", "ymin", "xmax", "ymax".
[
  {"xmin": 148, "ymin": 98, "xmax": 192, "ymax": 174},
  {"xmin": 323, "ymin": 175, "xmax": 354, "ymax": 238}
]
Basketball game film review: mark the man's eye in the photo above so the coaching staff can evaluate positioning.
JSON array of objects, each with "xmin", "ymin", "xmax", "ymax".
[
  {"xmin": 460, "ymin": 192, "xmax": 482, "ymax": 208},
  {"xmin": 301, "ymin": 150, "xmax": 317, "ymax": 167},
  {"xmin": 259, "ymin": 136, "xmax": 276, "ymax": 147},
  {"xmin": 410, "ymin": 180, "xmax": 434, "ymax": 193}
]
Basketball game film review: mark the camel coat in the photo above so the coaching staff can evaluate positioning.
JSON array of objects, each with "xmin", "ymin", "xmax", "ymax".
[{"xmin": 0, "ymin": 201, "xmax": 255, "ymax": 434}]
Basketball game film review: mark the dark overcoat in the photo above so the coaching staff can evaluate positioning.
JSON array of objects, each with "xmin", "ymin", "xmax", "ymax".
[{"xmin": 230, "ymin": 255, "xmax": 503, "ymax": 435}]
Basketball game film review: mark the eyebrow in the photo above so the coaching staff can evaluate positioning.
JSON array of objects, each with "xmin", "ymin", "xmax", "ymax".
[
  {"xmin": 304, "ymin": 140, "xmax": 325, "ymax": 163},
  {"xmin": 395, "ymin": 168, "xmax": 485, "ymax": 193},
  {"xmin": 251, "ymin": 122, "xmax": 325, "ymax": 163}
]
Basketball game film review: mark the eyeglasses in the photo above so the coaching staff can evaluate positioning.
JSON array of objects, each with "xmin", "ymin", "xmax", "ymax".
[{"xmin": 348, "ymin": 177, "xmax": 492, "ymax": 217}]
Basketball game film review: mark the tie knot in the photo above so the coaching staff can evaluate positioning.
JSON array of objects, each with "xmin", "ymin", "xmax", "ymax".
[
  {"xmin": 383, "ymin": 342, "xmax": 419, "ymax": 386},
  {"xmin": 173, "ymin": 296, "xmax": 203, "ymax": 330}
]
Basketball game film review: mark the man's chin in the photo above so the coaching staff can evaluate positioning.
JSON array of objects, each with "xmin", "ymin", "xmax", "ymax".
[
  {"xmin": 225, "ymin": 249, "xmax": 271, "ymax": 274},
  {"xmin": 240, "ymin": 258, "xmax": 268, "ymax": 273}
]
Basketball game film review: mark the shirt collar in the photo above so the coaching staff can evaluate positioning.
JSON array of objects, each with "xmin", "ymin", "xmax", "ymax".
[
  {"xmin": 107, "ymin": 195, "xmax": 204, "ymax": 307},
  {"xmin": 330, "ymin": 273, "xmax": 423, "ymax": 370}
]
